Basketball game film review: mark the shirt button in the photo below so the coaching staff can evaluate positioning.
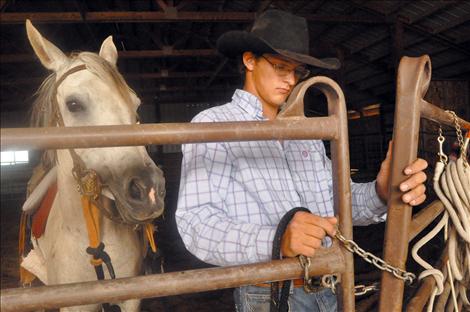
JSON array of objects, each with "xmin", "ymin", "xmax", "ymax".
[{"xmin": 302, "ymin": 151, "xmax": 309, "ymax": 158}]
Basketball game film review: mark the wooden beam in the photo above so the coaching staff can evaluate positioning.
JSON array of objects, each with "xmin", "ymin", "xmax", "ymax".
[
  {"xmin": 0, "ymin": 49, "xmax": 219, "ymax": 63},
  {"xmin": 119, "ymin": 49, "xmax": 218, "ymax": 58},
  {"xmin": 406, "ymin": 1, "xmax": 458, "ymax": 24},
  {"xmin": 155, "ymin": 0, "xmax": 168, "ymax": 11},
  {"xmin": 0, "ymin": 0, "xmax": 7, "ymax": 11},
  {"xmin": 0, "ymin": 71, "xmax": 239, "ymax": 85},
  {"xmin": 349, "ymin": 0, "xmax": 469, "ymax": 56},
  {"xmin": 138, "ymin": 84, "xmax": 233, "ymax": 94},
  {"xmin": 0, "ymin": 11, "xmax": 389, "ymax": 24}
]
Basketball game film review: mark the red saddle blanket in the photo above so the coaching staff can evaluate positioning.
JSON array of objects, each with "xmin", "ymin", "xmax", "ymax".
[{"xmin": 32, "ymin": 182, "xmax": 58, "ymax": 238}]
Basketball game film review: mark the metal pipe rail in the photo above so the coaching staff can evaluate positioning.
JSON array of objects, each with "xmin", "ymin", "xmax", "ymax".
[
  {"xmin": 379, "ymin": 55, "xmax": 470, "ymax": 312},
  {"xmin": 0, "ymin": 117, "xmax": 337, "ymax": 151},
  {"xmin": 406, "ymin": 245, "xmax": 449, "ymax": 312},
  {"xmin": 0, "ymin": 76, "xmax": 356, "ymax": 311},
  {"xmin": 408, "ymin": 200, "xmax": 445, "ymax": 242},
  {"xmin": 0, "ymin": 246, "xmax": 345, "ymax": 312}
]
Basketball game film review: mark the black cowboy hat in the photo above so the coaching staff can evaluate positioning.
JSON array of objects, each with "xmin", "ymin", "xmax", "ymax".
[{"xmin": 216, "ymin": 9, "xmax": 340, "ymax": 70}]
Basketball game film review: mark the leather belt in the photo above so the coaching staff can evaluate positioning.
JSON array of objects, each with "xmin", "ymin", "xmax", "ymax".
[{"xmin": 256, "ymin": 278, "xmax": 305, "ymax": 288}]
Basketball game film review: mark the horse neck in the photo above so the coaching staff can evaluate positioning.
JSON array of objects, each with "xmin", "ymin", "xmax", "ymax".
[{"xmin": 54, "ymin": 150, "xmax": 85, "ymax": 224}]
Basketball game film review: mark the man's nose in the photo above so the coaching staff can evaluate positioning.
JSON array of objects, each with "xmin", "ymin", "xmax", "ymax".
[{"xmin": 283, "ymin": 70, "xmax": 297, "ymax": 86}]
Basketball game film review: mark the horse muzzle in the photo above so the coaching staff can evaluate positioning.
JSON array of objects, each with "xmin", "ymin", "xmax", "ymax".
[{"xmin": 103, "ymin": 165, "xmax": 165, "ymax": 224}]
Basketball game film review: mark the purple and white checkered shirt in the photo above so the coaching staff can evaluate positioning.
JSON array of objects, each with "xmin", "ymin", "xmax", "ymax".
[{"xmin": 176, "ymin": 89, "xmax": 387, "ymax": 266}]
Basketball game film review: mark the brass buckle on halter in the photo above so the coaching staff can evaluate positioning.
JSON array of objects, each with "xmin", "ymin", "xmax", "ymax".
[{"xmin": 73, "ymin": 168, "xmax": 102, "ymax": 200}]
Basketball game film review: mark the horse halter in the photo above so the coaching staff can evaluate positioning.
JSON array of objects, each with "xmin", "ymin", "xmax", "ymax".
[
  {"xmin": 49, "ymin": 64, "xmax": 157, "ymax": 312},
  {"xmin": 50, "ymin": 65, "xmax": 103, "ymax": 198}
]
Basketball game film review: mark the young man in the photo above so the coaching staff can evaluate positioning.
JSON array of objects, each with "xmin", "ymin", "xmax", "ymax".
[{"xmin": 176, "ymin": 9, "xmax": 427, "ymax": 312}]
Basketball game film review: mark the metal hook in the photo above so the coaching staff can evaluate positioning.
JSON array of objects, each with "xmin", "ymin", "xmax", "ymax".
[{"xmin": 437, "ymin": 126, "xmax": 448, "ymax": 165}]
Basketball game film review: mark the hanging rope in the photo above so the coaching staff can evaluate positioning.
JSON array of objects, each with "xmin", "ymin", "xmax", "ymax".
[{"xmin": 411, "ymin": 111, "xmax": 470, "ymax": 312}]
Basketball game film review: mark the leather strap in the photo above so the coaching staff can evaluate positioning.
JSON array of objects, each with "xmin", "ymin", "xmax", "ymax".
[{"xmin": 270, "ymin": 207, "xmax": 310, "ymax": 312}]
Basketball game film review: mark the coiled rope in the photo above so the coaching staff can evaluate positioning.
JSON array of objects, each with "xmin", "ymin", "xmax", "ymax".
[{"xmin": 411, "ymin": 112, "xmax": 469, "ymax": 312}]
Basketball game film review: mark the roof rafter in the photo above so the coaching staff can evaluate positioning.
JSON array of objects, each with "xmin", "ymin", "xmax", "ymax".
[
  {"xmin": 0, "ymin": 11, "xmax": 389, "ymax": 24},
  {"xmin": 349, "ymin": 0, "xmax": 469, "ymax": 56}
]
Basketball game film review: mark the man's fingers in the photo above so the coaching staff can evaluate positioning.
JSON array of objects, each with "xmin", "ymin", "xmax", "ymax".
[
  {"xmin": 400, "ymin": 171, "xmax": 427, "ymax": 192},
  {"xmin": 304, "ymin": 226, "xmax": 327, "ymax": 240},
  {"xmin": 304, "ymin": 215, "xmax": 337, "ymax": 237},
  {"xmin": 386, "ymin": 140, "xmax": 393, "ymax": 158},
  {"xmin": 409, "ymin": 194, "xmax": 426, "ymax": 206},
  {"xmin": 402, "ymin": 184, "xmax": 426, "ymax": 204},
  {"xmin": 301, "ymin": 236, "xmax": 322, "ymax": 250},
  {"xmin": 404, "ymin": 158, "xmax": 428, "ymax": 175}
]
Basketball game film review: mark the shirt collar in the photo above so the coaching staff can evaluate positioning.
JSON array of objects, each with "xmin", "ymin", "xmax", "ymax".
[{"xmin": 232, "ymin": 89, "xmax": 265, "ymax": 120}]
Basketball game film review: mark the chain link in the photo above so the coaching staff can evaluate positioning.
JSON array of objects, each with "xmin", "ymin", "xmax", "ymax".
[
  {"xmin": 354, "ymin": 282, "xmax": 380, "ymax": 296},
  {"xmin": 335, "ymin": 230, "xmax": 416, "ymax": 284},
  {"xmin": 446, "ymin": 110, "xmax": 464, "ymax": 150},
  {"xmin": 446, "ymin": 110, "xmax": 468, "ymax": 168}
]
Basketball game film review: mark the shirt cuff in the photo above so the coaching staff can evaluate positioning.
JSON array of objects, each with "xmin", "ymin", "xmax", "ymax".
[{"xmin": 368, "ymin": 181, "xmax": 388, "ymax": 222}]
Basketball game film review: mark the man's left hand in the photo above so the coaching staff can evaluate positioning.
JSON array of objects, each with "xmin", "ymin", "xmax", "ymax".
[{"xmin": 375, "ymin": 141, "xmax": 428, "ymax": 206}]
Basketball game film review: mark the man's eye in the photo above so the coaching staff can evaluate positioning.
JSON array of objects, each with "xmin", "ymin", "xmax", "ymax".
[
  {"xmin": 276, "ymin": 64, "xmax": 289, "ymax": 72},
  {"xmin": 66, "ymin": 99, "xmax": 85, "ymax": 112}
]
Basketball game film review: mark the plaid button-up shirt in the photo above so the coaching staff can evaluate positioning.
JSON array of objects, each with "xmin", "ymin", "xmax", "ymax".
[{"xmin": 176, "ymin": 89, "xmax": 387, "ymax": 266}]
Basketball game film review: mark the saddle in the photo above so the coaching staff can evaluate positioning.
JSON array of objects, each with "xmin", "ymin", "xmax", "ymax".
[{"xmin": 19, "ymin": 160, "xmax": 56, "ymax": 285}]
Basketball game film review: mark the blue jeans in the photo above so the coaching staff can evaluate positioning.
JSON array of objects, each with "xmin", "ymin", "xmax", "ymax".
[{"xmin": 234, "ymin": 285, "xmax": 337, "ymax": 312}]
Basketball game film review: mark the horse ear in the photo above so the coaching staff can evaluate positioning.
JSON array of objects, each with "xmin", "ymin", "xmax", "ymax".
[
  {"xmin": 99, "ymin": 36, "xmax": 118, "ymax": 66},
  {"xmin": 25, "ymin": 19, "xmax": 68, "ymax": 72}
]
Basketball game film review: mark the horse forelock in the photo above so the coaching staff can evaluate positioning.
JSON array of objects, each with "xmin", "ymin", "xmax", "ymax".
[
  {"xmin": 31, "ymin": 73, "xmax": 57, "ymax": 128},
  {"xmin": 76, "ymin": 52, "xmax": 138, "ymax": 118}
]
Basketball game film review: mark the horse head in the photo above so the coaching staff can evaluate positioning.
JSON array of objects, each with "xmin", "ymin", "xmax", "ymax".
[{"xmin": 26, "ymin": 20, "xmax": 165, "ymax": 224}]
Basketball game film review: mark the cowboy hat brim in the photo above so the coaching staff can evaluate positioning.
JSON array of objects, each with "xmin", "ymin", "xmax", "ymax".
[{"xmin": 217, "ymin": 31, "xmax": 341, "ymax": 70}]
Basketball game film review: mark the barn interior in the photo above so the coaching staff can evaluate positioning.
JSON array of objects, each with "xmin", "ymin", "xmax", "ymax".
[{"xmin": 1, "ymin": 1, "xmax": 469, "ymax": 311}]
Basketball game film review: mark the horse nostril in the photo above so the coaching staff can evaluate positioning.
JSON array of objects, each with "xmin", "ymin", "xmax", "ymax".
[{"xmin": 128, "ymin": 178, "xmax": 144, "ymax": 201}]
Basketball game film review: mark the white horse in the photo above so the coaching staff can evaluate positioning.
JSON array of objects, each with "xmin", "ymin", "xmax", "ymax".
[{"xmin": 20, "ymin": 20, "xmax": 165, "ymax": 311}]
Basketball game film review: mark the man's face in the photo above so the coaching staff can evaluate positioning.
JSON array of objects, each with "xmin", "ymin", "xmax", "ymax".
[{"xmin": 246, "ymin": 53, "xmax": 308, "ymax": 117}]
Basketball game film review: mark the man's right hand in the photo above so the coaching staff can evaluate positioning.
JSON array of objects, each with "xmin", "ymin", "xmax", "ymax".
[{"xmin": 280, "ymin": 212, "xmax": 337, "ymax": 258}]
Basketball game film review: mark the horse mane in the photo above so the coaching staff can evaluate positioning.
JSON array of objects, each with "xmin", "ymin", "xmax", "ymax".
[{"xmin": 30, "ymin": 51, "xmax": 139, "ymax": 167}]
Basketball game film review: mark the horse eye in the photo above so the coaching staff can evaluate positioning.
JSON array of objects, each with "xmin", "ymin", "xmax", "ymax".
[{"xmin": 66, "ymin": 99, "xmax": 85, "ymax": 112}]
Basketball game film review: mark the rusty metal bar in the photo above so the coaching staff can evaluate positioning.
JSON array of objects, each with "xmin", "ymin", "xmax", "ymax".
[
  {"xmin": 408, "ymin": 200, "xmax": 445, "ymax": 241},
  {"xmin": 435, "ymin": 279, "xmax": 452, "ymax": 311},
  {"xmin": 406, "ymin": 245, "xmax": 449, "ymax": 312},
  {"xmin": 421, "ymin": 99, "xmax": 470, "ymax": 130},
  {"xmin": 327, "ymin": 80, "xmax": 356, "ymax": 311},
  {"xmin": 1, "ymin": 117, "xmax": 337, "ymax": 151},
  {"xmin": 379, "ymin": 55, "xmax": 432, "ymax": 311},
  {"xmin": 1, "ymin": 245, "xmax": 345, "ymax": 312},
  {"xmin": 280, "ymin": 76, "xmax": 355, "ymax": 311},
  {"xmin": 1, "ymin": 76, "xmax": 353, "ymax": 310},
  {"xmin": 380, "ymin": 55, "xmax": 469, "ymax": 311}
]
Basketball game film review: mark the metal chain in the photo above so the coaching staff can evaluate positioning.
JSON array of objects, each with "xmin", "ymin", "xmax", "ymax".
[
  {"xmin": 446, "ymin": 110, "xmax": 464, "ymax": 150},
  {"xmin": 335, "ymin": 230, "xmax": 416, "ymax": 284},
  {"xmin": 446, "ymin": 110, "xmax": 469, "ymax": 168},
  {"xmin": 354, "ymin": 282, "xmax": 380, "ymax": 296}
]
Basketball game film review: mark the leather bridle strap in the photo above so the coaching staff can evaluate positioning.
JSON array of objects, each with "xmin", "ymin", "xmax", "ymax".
[
  {"xmin": 270, "ymin": 207, "xmax": 310, "ymax": 312},
  {"xmin": 51, "ymin": 65, "xmax": 120, "ymax": 312},
  {"xmin": 50, "ymin": 64, "xmax": 90, "ymax": 182}
]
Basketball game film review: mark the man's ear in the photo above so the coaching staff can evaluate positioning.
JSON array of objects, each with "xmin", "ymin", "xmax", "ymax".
[{"xmin": 242, "ymin": 52, "xmax": 256, "ymax": 71}]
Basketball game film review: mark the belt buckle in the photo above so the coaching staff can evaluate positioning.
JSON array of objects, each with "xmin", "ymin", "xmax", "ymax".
[{"xmin": 304, "ymin": 276, "xmax": 323, "ymax": 293}]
